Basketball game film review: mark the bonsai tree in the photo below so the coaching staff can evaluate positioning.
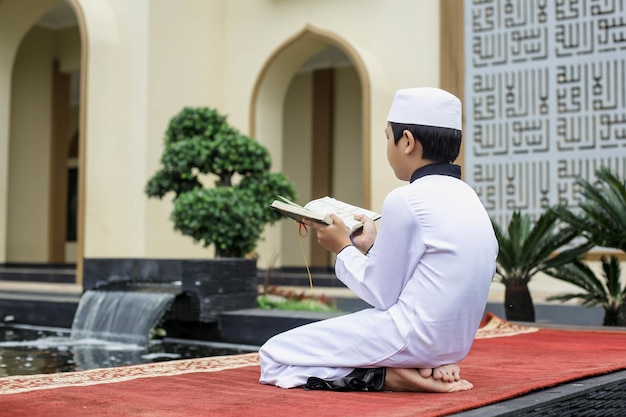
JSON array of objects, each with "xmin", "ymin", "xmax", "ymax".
[
  {"xmin": 146, "ymin": 107, "xmax": 296, "ymax": 258},
  {"xmin": 545, "ymin": 256, "xmax": 626, "ymax": 326},
  {"xmin": 548, "ymin": 167, "xmax": 626, "ymax": 325},
  {"xmin": 491, "ymin": 210, "xmax": 591, "ymax": 322}
]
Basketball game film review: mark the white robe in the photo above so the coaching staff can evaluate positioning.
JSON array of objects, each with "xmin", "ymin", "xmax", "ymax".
[{"xmin": 259, "ymin": 173, "xmax": 498, "ymax": 388}]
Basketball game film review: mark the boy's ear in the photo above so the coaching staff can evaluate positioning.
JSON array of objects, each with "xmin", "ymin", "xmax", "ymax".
[{"xmin": 403, "ymin": 130, "xmax": 417, "ymax": 155}]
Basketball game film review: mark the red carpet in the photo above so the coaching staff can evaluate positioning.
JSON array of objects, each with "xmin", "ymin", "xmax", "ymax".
[{"xmin": 1, "ymin": 314, "xmax": 625, "ymax": 417}]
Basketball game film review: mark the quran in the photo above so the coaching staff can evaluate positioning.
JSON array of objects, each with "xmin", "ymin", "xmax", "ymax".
[{"xmin": 271, "ymin": 195, "xmax": 381, "ymax": 234}]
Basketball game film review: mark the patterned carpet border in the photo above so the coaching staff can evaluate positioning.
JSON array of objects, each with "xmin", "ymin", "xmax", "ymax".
[
  {"xmin": 0, "ymin": 352, "xmax": 260, "ymax": 395},
  {"xmin": 475, "ymin": 313, "xmax": 539, "ymax": 339}
]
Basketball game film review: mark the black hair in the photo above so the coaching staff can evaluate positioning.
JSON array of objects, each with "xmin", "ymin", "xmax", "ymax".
[{"xmin": 390, "ymin": 122, "xmax": 462, "ymax": 163}]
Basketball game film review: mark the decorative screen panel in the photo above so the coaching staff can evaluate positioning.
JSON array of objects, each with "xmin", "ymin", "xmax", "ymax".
[{"xmin": 464, "ymin": 0, "xmax": 626, "ymax": 228}]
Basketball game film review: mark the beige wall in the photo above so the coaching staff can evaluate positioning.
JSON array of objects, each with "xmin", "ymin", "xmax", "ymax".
[
  {"xmin": 2, "ymin": 0, "xmax": 443, "ymax": 268},
  {"xmin": 0, "ymin": 0, "xmax": 64, "ymax": 262},
  {"xmin": 279, "ymin": 72, "xmax": 313, "ymax": 266},
  {"xmin": 221, "ymin": 1, "xmax": 439, "ymax": 216},
  {"xmin": 83, "ymin": 0, "xmax": 438, "ymax": 265},
  {"xmin": 144, "ymin": 0, "xmax": 227, "ymax": 259},
  {"xmin": 7, "ymin": 26, "xmax": 55, "ymax": 261},
  {"xmin": 77, "ymin": 0, "xmax": 150, "ymax": 258},
  {"xmin": 333, "ymin": 66, "xmax": 362, "ymax": 206},
  {"xmin": 229, "ymin": 0, "xmax": 439, "ymax": 267},
  {"xmin": 4, "ymin": 21, "xmax": 80, "ymax": 262},
  {"xmin": 0, "ymin": 0, "xmax": 615, "ymax": 301}
]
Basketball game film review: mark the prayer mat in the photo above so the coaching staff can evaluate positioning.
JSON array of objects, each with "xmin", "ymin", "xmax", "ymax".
[{"xmin": 1, "ymin": 313, "xmax": 625, "ymax": 417}]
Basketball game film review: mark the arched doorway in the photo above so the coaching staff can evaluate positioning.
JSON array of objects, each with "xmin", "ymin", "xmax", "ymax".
[
  {"xmin": 252, "ymin": 26, "xmax": 370, "ymax": 269},
  {"xmin": 1, "ymin": 0, "xmax": 82, "ymax": 269}
]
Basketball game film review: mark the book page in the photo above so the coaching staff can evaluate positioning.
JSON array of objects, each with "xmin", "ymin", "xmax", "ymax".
[
  {"xmin": 304, "ymin": 197, "xmax": 381, "ymax": 231},
  {"xmin": 270, "ymin": 200, "xmax": 332, "ymax": 225}
]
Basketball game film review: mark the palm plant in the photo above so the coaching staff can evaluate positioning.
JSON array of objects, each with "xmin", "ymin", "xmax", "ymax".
[
  {"xmin": 492, "ymin": 210, "xmax": 591, "ymax": 322},
  {"xmin": 548, "ymin": 167, "xmax": 626, "ymax": 325},
  {"xmin": 552, "ymin": 167, "xmax": 626, "ymax": 252},
  {"xmin": 545, "ymin": 256, "xmax": 626, "ymax": 326}
]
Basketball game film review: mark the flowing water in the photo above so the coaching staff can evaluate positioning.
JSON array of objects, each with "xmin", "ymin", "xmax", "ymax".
[
  {"xmin": 0, "ymin": 289, "xmax": 259, "ymax": 377},
  {"xmin": 71, "ymin": 290, "xmax": 176, "ymax": 345}
]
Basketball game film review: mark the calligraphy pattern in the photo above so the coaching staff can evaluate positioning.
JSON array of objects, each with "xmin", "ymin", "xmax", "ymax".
[{"xmin": 465, "ymin": 0, "xmax": 626, "ymax": 227}]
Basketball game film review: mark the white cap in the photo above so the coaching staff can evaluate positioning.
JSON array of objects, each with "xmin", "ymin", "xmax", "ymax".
[{"xmin": 387, "ymin": 87, "xmax": 462, "ymax": 130}]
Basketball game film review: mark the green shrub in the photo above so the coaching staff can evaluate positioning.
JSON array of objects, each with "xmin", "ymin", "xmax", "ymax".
[{"xmin": 146, "ymin": 107, "xmax": 296, "ymax": 258}]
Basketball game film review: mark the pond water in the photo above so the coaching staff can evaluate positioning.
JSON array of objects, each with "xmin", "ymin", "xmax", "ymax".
[{"xmin": 0, "ymin": 323, "xmax": 259, "ymax": 377}]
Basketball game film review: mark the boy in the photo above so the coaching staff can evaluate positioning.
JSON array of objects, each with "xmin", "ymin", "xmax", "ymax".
[{"xmin": 259, "ymin": 87, "xmax": 498, "ymax": 392}]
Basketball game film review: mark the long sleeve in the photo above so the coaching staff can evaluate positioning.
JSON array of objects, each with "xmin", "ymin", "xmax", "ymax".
[{"xmin": 335, "ymin": 191, "xmax": 423, "ymax": 310}]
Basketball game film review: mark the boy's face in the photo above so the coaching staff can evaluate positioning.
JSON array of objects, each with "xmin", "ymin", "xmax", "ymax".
[{"xmin": 385, "ymin": 123, "xmax": 407, "ymax": 181}]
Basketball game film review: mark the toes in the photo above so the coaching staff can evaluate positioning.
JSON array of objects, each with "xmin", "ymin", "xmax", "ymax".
[
  {"xmin": 435, "ymin": 370, "xmax": 453, "ymax": 382},
  {"xmin": 447, "ymin": 379, "xmax": 474, "ymax": 393}
]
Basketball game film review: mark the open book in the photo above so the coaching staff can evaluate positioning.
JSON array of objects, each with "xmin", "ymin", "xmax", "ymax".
[{"xmin": 271, "ymin": 195, "xmax": 381, "ymax": 233}]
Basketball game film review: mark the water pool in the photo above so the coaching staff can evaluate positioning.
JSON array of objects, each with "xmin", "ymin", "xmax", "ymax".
[{"xmin": 0, "ymin": 323, "xmax": 259, "ymax": 377}]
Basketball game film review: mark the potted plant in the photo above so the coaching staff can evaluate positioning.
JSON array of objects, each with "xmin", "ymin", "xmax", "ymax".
[
  {"xmin": 547, "ymin": 167, "xmax": 626, "ymax": 325},
  {"xmin": 491, "ymin": 210, "xmax": 591, "ymax": 322},
  {"xmin": 139, "ymin": 106, "xmax": 296, "ymax": 322}
]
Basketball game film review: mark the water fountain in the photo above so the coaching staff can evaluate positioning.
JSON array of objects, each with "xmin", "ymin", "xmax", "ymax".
[
  {"xmin": 71, "ymin": 290, "xmax": 176, "ymax": 345},
  {"xmin": 82, "ymin": 258, "xmax": 258, "ymax": 325},
  {"xmin": 0, "ymin": 258, "xmax": 262, "ymax": 376},
  {"xmin": 0, "ymin": 285, "xmax": 259, "ymax": 376}
]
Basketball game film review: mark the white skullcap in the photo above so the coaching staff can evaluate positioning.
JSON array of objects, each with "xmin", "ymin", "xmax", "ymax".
[{"xmin": 387, "ymin": 87, "xmax": 462, "ymax": 130}]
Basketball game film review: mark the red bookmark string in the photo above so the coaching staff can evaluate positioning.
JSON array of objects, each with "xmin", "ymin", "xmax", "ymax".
[
  {"xmin": 297, "ymin": 222, "xmax": 314, "ymax": 293},
  {"xmin": 299, "ymin": 222, "xmax": 308, "ymax": 237}
]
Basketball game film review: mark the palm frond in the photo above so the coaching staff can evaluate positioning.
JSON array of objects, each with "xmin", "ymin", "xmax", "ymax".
[
  {"xmin": 546, "ymin": 292, "xmax": 601, "ymax": 307},
  {"xmin": 545, "ymin": 256, "xmax": 626, "ymax": 310},
  {"xmin": 581, "ymin": 168, "xmax": 626, "ymax": 226},
  {"xmin": 491, "ymin": 211, "xmax": 586, "ymax": 284},
  {"xmin": 546, "ymin": 260, "xmax": 606, "ymax": 298},
  {"xmin": 556, "ymin": 168, "xmax": 626, "ymax": 251}
]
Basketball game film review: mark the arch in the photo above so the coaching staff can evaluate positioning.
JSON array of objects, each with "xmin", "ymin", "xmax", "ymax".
[
  {"xmin": 64, "ymin": 0, "xmax": 120, "ymax": 283},
  {"xmin": 0, "ymin": 0, "xmax": 61, "ymax": 265},
  {"xmin": 0, "ymin": 0, "xmax": 85, "ymax": 274},
  {"xmin": 250, "ymin": 24, "xmax": 386, "ymax": 268},
  {"xmin": 250, "ymin": 24, "xmax": 372, "ymax": 207},
  {"xmin": 0, "ymin": 0, "xmax": 116, "ymax": 285}
]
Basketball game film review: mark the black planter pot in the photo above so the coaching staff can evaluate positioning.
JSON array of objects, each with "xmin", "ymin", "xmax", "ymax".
[{"xmin": 504, "ymin": 281, "xmax": 536, "ymax": 322}]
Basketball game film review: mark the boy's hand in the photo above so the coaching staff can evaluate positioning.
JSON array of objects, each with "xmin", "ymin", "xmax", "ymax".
[
  {"xmin": 351, "ymin": 214, "xmax": 377, "ymax": 253},
  {"xmin": 303, "ymin": 214, "xmax": 352, "ymax": 254}
]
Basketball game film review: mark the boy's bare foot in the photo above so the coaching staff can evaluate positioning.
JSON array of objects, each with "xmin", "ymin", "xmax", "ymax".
[
  {"xmin": 384, "ymin": 368, "xmax": 473, "ymax": 393},
  {"xmin": 432, "ymin": 363, "xmax": 460, "ymax": 382},
  {"xmin": 418, "ymin": 364, "xmax": 460, "ymax": 382}
]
